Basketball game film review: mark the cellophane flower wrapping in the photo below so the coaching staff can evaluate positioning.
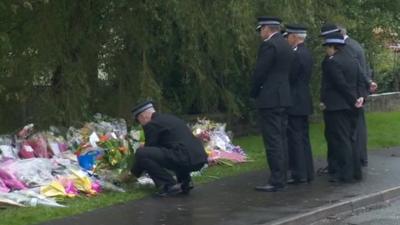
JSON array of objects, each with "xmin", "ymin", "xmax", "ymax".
[
  {"xmin": 0, "ymin": 115, "xmax": 245, "ymax": 207},
  {"xmin": 191, "ymin": 118, "xmax": 248, "ymax": 165}
]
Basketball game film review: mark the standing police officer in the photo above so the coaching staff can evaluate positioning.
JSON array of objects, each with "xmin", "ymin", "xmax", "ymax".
[
  {"xmin": 320, "ymin": 24, "xmax": 376, "ymax": 170},
  {"xmin": 131, "ymin": 101, "xmax": 208, "ymax": 197},
  {"xmin": 320, "ymin": 33, "xmax": 364, "ymax": 182},
  {"xmin": 338, "ymin": 25, "xmax": 377, "ymax": 167},
  {"xmin": 319, "ymin": 24, "xmax": 342, "ymax": 175},
  {"xmin": 285, "ymin": 24, "xmax": 314, "ymax": 184},
  {"xmin": 251, "ymin": 17, "xmax": 294, "ymax": 192}
]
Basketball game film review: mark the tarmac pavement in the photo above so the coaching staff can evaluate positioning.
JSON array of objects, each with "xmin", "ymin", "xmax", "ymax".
[
  {"xmin": 315, "ymin": 197, "xmax": 400, "ymax": 225},
  {"xmin": 39, "ymin": 147, "xmax": 400, "ymax": 225}
]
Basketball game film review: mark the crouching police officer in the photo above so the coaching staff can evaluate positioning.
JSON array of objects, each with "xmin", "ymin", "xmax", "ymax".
[{"xmin": 130, "ymin": 101, "xmax": 208, "ymax": 197}]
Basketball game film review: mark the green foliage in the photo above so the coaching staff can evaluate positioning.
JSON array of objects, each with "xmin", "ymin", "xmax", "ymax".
[{"xmin": 0, "ymin": 0, "xmax": 399, "ymax": 132}]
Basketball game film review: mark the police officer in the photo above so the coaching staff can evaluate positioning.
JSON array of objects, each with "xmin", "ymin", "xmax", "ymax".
[
  {"xmin": 319, "ymin": 24, "xmax": 342, "ymax": 176},
  {"xmin": 130, "ymin": 101, "xmax": 208, "ymax": 197},
  {"xmin": 338, "ymin": 25, "xmax": 377, "ymax": 167},
  {"xmin": 251, "ymin": 17, "xmax": 294, "ymax": 192},
  {"xmin": 285, "ymin": 24, "xmax": 314, "ymax": 184},
  {"xmin": 320, "ymin": 24, "xmax": 376, "ymax": 170},
  {"xmin": 320, "ymin": 33, "xmax": 364, "ymax": 182}
]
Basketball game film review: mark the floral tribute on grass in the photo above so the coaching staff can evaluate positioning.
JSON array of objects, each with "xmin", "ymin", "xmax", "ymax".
[
  {"xmin": 192, "ymin": 118, "xmax": 248, "ymax": 166},
  {"xmin": 0, "ymin": 114, "xmax": 139, "ymax": 207},
  {"xmin": 0, "ymin": 116, "xmax": 247, "ymax": 207}
]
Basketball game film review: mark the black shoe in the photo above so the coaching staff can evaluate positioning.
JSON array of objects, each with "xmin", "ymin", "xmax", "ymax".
[
  {"xmin": 155, "ymin": 184, "xmax": 182, "ymax": 197},
  {"xmin": 329, "ymin": 176, "xmax": 339, "ymax": 183},
  {"xmin": 255, "ymin": 184, "xmax": 285, "ymax": 192},
  {"xmin": 354, "ymin": 174, "xmax": 362, "ymax": 181},
  {"xmin": 181, "ymin": 181, "xmax": 194, "ymax": 194},
  {"xmin": 361, "ymin": 160, "xmax": 368, "ymax": 167},
  {"xmin": 287, "ymin": 178, "xmax": 307, "ymax": 185}
]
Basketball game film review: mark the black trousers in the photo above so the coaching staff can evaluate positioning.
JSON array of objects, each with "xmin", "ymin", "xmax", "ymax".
[
  {"xmin": 356, "ymin": 109, "xmax": 368, "ymax": 166},
  {"xmin": 258, "ymin": 108, "xmax": 288, "ymax": 187},
  {"xmin": 287, "ymin": 115, "xmax": 314, "ymax": 181},
  {"xmin": 324, "ymin": 110, "xmax": 361, "ymax": 182},
  {"xmin": 131, "ymin": 147, "xmax": 204, "ymax": 188}
]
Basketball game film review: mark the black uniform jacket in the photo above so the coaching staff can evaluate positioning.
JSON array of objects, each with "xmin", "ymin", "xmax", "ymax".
[
  {"xmin": 344, "ymin": 37, "xmax": 370, "ymax": 97},
  {"xmin": 250, "ymin": 32, "xmax": 294, "ymax": 109},
  {"xmin": 288, "ymin": 43, "xmax": 314, "ymax": 116},
  {"xmin": 143, "ymin": 113, "xmax": 208, "ymax": 166},
  {"xmin": 320, "ymin": 49, "xmax": 362, "ymax": 111}
]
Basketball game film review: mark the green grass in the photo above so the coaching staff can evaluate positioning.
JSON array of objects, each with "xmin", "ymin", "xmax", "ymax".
[
  {"xmin": 365, "ymin": 112, "xmax": 400, "ymax": 149},
  {"xmin": 1, "ymin": 111, "xmax": 400, "ymax": 225}
]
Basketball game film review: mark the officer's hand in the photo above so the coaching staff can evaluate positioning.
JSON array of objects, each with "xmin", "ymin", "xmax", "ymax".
[
  {"xmin": 355, "ymin": 97, "xmax": 364, "ymax": 108},
  {"xmin": 118, "ymin": 171, "xmax": 136, "ymax": 183},
  {"xmin": 319, "ymin": 102, "xmax": 326, "ymax": 111}
]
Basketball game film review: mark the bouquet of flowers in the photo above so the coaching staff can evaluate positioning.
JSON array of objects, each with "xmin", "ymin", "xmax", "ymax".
[
  {"xmin": 191, "ymin": 118, "xmax": 248, "ymax": 165},
  {"xmin": 96, "ymin": 134, "xmax": 129, "ymax": 170}
]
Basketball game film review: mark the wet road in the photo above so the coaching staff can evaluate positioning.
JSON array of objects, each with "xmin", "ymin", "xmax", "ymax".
[{"xmin": 317, "ymin": 198, "xmax": 400, "ymax": 225}]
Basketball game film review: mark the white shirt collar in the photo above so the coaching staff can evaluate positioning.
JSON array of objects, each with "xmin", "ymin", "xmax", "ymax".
[
  {"xmin": 263, "ymin": 31, "xmax": 279, "ymax": 42},
  {"xmin": 293, "ymin": 41, "xmax": 304, "ymax": 51}
]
